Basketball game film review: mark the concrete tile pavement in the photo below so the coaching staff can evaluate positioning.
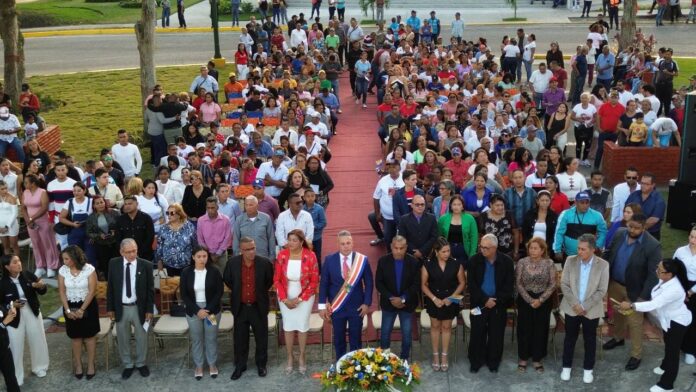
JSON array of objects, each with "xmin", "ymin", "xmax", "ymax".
[{"xmin": 16, "ymin": 327, "xmax": 696, "ymax": 391}]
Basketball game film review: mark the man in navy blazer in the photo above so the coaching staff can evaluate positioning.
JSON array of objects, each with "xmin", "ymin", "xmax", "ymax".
[
  {"xmin": 375, "ymin": 235, "xmax": 420, "ymax": 359},
  {"xmin": 392, "ymin": 169, "xmax": 424, "ymax": 227},
  {"xmin": 319, "ymin": 230, "xmax": 374, "ymax": 359}
]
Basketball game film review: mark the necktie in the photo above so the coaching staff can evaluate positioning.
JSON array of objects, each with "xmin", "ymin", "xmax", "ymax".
[
  {"xmin": 126, "ymin": 262, "xmax": 132, "ymax": 299},
  {"xmin": 342, "ymin": 256, "xmax": 350, "ymax": 279}
]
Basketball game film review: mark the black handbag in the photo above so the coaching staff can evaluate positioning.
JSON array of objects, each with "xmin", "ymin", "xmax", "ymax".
[
  {"xmin": 169, "ymin": 303, "xmax": 187, "ymax": 317},
  {"xmin": 53, "ymin": 199, "xmax": 74, "ymax": 235}
]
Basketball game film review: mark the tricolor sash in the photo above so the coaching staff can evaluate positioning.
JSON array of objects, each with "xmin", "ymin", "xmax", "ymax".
[{"xmin": 328, "ymin": 252, "xmax": 368, "ymax": 314}]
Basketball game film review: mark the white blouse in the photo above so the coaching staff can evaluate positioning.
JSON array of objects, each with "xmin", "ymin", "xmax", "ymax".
[
  {"xmin": 59, "ymin": 264, "xmax": 95, "ymax": 302},
  {"xmin": 673, "ymin": 245, "xmax": 696, "ymax": 292},
  {"xmin": 194, "ymin": 269, "xmax": 207, "ymax": 303},
  {"xmin": 634, "ymin": 277, "xmax": 692, "ymax": 331},
  {"xmin": 136, "ymin": 194, "xmax": 169, "ymax": 232}
]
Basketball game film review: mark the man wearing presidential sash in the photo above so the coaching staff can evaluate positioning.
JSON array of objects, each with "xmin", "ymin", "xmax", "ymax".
[{"xmin": 319, "ymin": 230, "xmax": 373, "ymax": 359}]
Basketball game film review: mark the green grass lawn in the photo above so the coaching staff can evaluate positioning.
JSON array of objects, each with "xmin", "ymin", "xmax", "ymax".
[
  {"xmin": 675, "ymin": 59, "xmax": 696, "ymax": 89},
  {"xmin": 17, "ymin": 0, "xmax": 203, "ymax": 27},
  {"xmin": 40, "ymin": 286, "xmax": 62, "ymax": 318}
]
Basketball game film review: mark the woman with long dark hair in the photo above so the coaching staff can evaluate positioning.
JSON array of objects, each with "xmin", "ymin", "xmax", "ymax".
[
  {"xmin": 58, "ymin": 245, "xmax": 99, "ymax": 379},
  {"xmin": 59, "ymin": 182, "xmax": 94, "ymax": 263},
  {"xmin": 85, "ymin": 195, "xmax": 119, "ymax": 280},
  {"xmin": 673, "ymin": 226, "xmax": 696, "ymax": 365},
  {"xmin": 620, "ymin": 258, "xmax": 693, "ymax": 392},
  {"xmin": 303, "ymin": 156, "xmax": 333, "ymax": 208},
  {"xmin": 521, "ymin": 190, "xmax": 559, "ymax": 258},
  {"xmin": 437, "ymin": 195, "xmax": 478, "ymax": 268}
]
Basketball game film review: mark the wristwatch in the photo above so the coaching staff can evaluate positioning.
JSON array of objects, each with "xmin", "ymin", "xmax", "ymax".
[{"xmin": 401, "ymin": 298, "xmax": 406, "ymax": 304}]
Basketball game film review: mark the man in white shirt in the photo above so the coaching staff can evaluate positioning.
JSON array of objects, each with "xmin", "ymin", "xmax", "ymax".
[
  {"xmin": 290, "ymin": 24, "xmax": 308, "ymax": 48},
  {"xmin": 275, "ymin": 193, "xmax": 314, "ymax": 247},
  {"xmin": 47, "ymin": 161, "xmax": 77, "ymax": 265},
  {"xmin": 255, "ymin": 148, "xmax": 289, "ymax": 197},
  {"xmin": 0, "ymin": 107, "xmax": 24, "ymax": 162},
  {"xmin": 272, "ymin": 118, "xmax": 299, "ymax": 148},
  {"xmin": 634, "ymin": 84, "xmax": 661, "ymax": 113},
  {"xmin": 111, "ymin": 129, "xmax": 143, "ymax": 180},
  {"xmin": 528, "ymin": 63, "xmax": 553, "ymax": 109},
  {"xmin": 305, "ymin": 112, "xmax": 330, "ymax": 144},
  {"xmin": 610, "ymin": 167, "xmax": 641, "ymax": 223},
  {"xmin": 368, "ymin": 160, "xmax": 404, "ymax": 246},
  {"xmin": 616, "ymin": 81, "xmax": 634, "ymax": 107}
]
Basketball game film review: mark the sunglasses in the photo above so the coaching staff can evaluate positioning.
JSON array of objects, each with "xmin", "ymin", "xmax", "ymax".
[{"xmin": 166, "ymin": 211, "xmax": 177, "ymax": 216}]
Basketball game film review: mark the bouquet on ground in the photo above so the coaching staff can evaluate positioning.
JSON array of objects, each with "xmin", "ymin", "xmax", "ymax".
[{"xmin": 320, "ymin": 347, "xmax": 421, "ymax": 391}]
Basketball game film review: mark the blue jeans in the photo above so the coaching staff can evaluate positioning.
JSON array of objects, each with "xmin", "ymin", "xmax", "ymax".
[
  {"xmin": 656, "ymin": 5, "xmax": 667, "ymax": 25},
  {"xmin": 162, "ymin": 7, "xmax": 170, "ymax": 27},
  {"xmin": 533, "ymin": 92, "xmax": 544, "ymax": 113},
  {"xmin": 231, "ymin": 2, "xmax": 240, "ymax": 25},
  {"xmin": 356, "ymin": 77, "xmax": 368, "ymax": 104},
  {"xmin": 596, "ymin": 77, "xmax": 612, "ymax": 92},
  {"xmin": 0, "ymin": 138, "xmax": 25, "ymax": 162},
  {"xmin": 330, "ymin": 79, "xmax": 340, "ymax": 105},
  {"xmin": 593, "ymin": 131, "xmax": 618, "ymax": 169},
  {"xmin": 523, "ymin": 60, "xmax": 533, "ymax": 82},
  {"xmin": 380, "ymin": 310, "xmax": 413, "ymax": 359}
]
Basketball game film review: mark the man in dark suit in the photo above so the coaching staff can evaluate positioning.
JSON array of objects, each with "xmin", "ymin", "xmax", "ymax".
[
  {"xmin": 223, "ymin": 236, "xmax": 274, "ymax": 380},
  {"xmin": 375, "ymin": 235, "xmax": 420, "ymax": 359},
  {"xmin": 467, "ymin": 233, "xmax": 515, "ymax": 373},
  {"xmin": 0, "ymin": 307, "xmax": 19, "ymax": 392},
  {"xmin": 319, "ymin": 230, "xmax": 373, "ymax": 359},
  {"xmin": 602, "ymin": 213, "xmax": 661, "ymax": 371},
  {"xmin": 106, "ymin": 238, "xmax": 155, "ymax": 379},
  {"xmin": 115, "ymin": 196, "xmax": 155, "ymax": 262},
  {"xmin": 397, "ymin": 194, "xmax": 438, "ymax": 262}
]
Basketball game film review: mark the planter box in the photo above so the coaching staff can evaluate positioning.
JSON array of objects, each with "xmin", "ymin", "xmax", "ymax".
[{"xmin": 602, "ymin": 141, "xmax": 679, "ymax": 186}]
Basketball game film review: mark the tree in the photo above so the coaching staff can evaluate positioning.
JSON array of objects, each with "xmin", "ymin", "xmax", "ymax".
[
  {"xmin": 0, "ymin": 0, "xmax": 22, "ymax": 110},
  {"xmin": 504, "ymin": 0, "xmax": 519, "ymax": 19},
  {"xmin": 135, "ymin": 0, "xmax": 157, "ymax": 135},
  {"xmin": 618, "ymin": 0, "xmax": 637, "ymax": 51}
]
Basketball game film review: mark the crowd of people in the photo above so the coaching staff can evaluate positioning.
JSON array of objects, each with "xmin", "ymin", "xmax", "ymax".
[{"xmin": 0, "ymin": 7, "xmax": 696, "ymax": 392}]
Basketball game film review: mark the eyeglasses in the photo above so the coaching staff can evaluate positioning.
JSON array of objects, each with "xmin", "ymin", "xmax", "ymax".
[
  {"xmin": 166, "ymin": 211, "xmax": 177, "ymax": 216},
  {"xmin": 207, "ymin": 139, "xmax": 216, "ymax": 143},
  {"xmin": 480, "ymin": 245, "xmax": 493, "ymax": 250}
]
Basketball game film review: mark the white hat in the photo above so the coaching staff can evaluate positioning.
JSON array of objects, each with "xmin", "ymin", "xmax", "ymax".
[{"xmin": 195, "ymin": 142, "xmax": 206, "ymax": 149}]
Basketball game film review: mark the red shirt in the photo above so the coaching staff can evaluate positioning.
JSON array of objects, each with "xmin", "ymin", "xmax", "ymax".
[
  {"xmin": 550, "ymin": 191, "xmax": 570, "ymax": 215},
  {"xmin": 444, "ymin": 158, "xmax": 472, "ymax": 189},
  {"xmin": 552, "ymin": 68, "xmax": 568, "ymax": 89},
  {"xmin": 400, "ymin": 103, "xmax": 417, "ymax": 118},
  {"xmin": 235, "ymin": 51, "xmax": 248, "ymax": 66},
  {"xmin": 598, "ymin": 102, "xmax": 625, "ymax": 133},
  {"xmin": 241, "ymin": 260, "xmax": 256, "ymax": 304}
]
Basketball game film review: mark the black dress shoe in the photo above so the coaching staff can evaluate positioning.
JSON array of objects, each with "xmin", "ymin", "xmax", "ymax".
[
  {"xmin": 86, "ymin": 372, "xmax": 96, "ymax": 380},
  {"xmin": 625, "ymin": 357, "xmax": 641, "ymax": 371},
  {"xmin": 258, "ymin": 367, "xmax": 268, "ymax": 377},
  {"xmin": 137, "ymin": 366, "xmax": 150, "ymax": 377},
  {"xmin": 231, "ymin": 367, "xmax": 246, "ymax": 380},
  {"xmin": 470, "ymin": 365, "xmax": 480, "ymax": 373},
  {"xmin": 121, "ymin": 367, "xmax": 134, "ymax": 379},
  {"xmin": 489, "ymin": 367, "xmax": 499, "ymax": 373},
  {"xmin": 74, "ymin": 373, "xmax": 84, "ymax": 380},
  {"xmin": 602, "ymin": 338, "xmax": 625, "ymax": 350}
]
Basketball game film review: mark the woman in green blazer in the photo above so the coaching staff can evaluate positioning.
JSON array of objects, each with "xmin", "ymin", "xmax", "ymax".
[{"xmin": 437, "ymin": 195, "xmax": 478, "ymax": 269}]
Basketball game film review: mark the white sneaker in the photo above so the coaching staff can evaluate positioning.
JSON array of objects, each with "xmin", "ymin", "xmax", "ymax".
[
  {"xmin": 583, "ymin": 369, "xmax": 593, "ymax": 384},
  {"xmin": 685, "ymin": 354, "xmax": 695, "ymax": 364},
  {"xmin": 560, "ymin": 367, "xmax": 571, "ymax": 381},
  {"xmin": 35, "ymin": 268, "xmax": 46, "ymax": 278},
  {"xmin": 355, "ymin": 99, "xmax": 360, "ymax": 104},
  {"xmin": 34, "ymin": 370, "xmax": 46, "ymax": 377},
  {"xmin": 46, "ymin": 269, "xmax": 56, "ymax": 278},
  {"xmin": 650, "ymin": 385, "xmax": 672, "ymax": 392},
  {"xmin": 653, "ymin": 366, "xmax": 665, "ymax": 375},
  {"xmin": 362, "ymin": 104, "xmax": 367, "ymax": 108}
]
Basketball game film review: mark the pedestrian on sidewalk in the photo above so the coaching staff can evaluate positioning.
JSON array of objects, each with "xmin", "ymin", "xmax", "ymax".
[
  {"xmin": 608, "ymin": 0, "xmax": 620, "ymax": 29},
  {"xmin": 161, "ymin": 0, "xmax": 171, "ymax": 27},
  {"xmin": 177, "ymin": 0, "xmax": 187, "ymax": 28},
  {"xmin": 310, "ymin": 0, "xmax": 321, "ymax": 19},
  {"xmin": 231, "ymin": 0, "xmax": 241, "ymax": 26}
]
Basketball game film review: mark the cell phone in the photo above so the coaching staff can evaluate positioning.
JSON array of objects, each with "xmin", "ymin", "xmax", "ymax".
[{"xmin": 17, "ymin": 299, "xmax": 27, "ymax": 305}]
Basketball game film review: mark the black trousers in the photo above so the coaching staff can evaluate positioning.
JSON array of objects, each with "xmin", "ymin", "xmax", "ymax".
[
  {"xmin": 516, "ymin": 295, "xmax": 552, "ymax": 362},
  {"xmin": 655, "ymin": 81, "xmax": 673, "ymax": 116},
  {"xmin": 575, "ymin": 124, "xmax": 594, "ymax": 160},
  {"xmin": 0, "ymin": 330, "xmax": 19, "ymax": 392},
  {"xmin": 233, "ymin": 303, "xmax": 268, "ymax": 369},
  {"xmin": 562, "ymin": 314, "xmax": 598, "ymax": 369},
  {"xmin": 682, "ymin": 295, "xmax": 696, "ymax": 355},
  {"xmin": 658, "ymin": 321, "xmax": 688, "ymax": 390},
  {"xmin": 468, "ymin": 305, "xmax": 507, "ymax": 369}
]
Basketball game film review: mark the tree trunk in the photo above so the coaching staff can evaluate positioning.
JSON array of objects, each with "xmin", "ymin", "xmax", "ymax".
[
  {"xmin": 17, "ymin": 30, "xmax": 25, "ymax": 87},
  {"xmin": 0, "ymin": 0, "xmax": 21, "ymax": 110},
  {"xmin": 135, "ymin": 0, "xmax": 157, "ymax": 137},
  {"xmin": 619, "ymin": 0, "xmax": 637, "ymax": 51}
]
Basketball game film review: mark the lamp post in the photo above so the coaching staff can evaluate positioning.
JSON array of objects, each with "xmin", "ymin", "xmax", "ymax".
[{"xmin": 210, "ymin": 0, "xmax": 226, "ymax": 66}]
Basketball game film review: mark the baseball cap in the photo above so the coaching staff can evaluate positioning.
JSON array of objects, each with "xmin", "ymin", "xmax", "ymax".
[
  {"xmin": 550, "ymin": 76, "xmax": 558, "ymax": 82},
  {"xmin": 229, "ymin": 72, "xmax": 237, "ymax": 78},
  {"xmin": 196, "ymin": 142, "xmax": 206, "ymax": 149},
  {"xmin": 575, "ymin": 191, "xmax": 591, "ymax": 202},
  {"xmin": 273, "ymin": 149, "xmax": 286, "ymax": 157},
  {"xmin": 304, "ymin": 129, "xmax": 315, "ymax": 136},
  {"xmin": 252, "ymin": 178, "xmax": 265, "ymax": 188}
]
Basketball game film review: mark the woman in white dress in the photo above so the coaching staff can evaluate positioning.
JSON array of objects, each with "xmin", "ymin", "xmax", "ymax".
[
  {"xmin": 0, "ymin": 179, "xmax": 20, "ymax": 256},
  {"xmin": 273, "ymin": 229, "xmax": 319, "ymax": 376}
]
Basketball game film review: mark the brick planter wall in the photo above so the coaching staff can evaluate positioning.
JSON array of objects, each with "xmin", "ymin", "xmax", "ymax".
[
  {"xmin": 602, "ymin": 141, "xmax": 680, "ymax": 186},
  {"xmin": 6, "ymin": 125, "xmax": 62, "ymax": 163}
]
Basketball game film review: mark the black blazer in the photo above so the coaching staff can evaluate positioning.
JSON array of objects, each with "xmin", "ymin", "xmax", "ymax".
[
  {"xmin": 467, "ymin": 252, "xmax": 515, "ymax": 309},
  {"xmin": 180, "ymin": 265, "xmax": 224, "ymax": 317},
  {"xmin": 604, "ymin": 228, "xmax": 661, "ymax": 301},
  {"xmin": 106, "ymin": 257, "xmax": 155, "ymax": 324},
  {"xmin": 0, "ymin": 272, "xmax": 46, "ymax": 328},
  {"xmin": 375, "ymin": 253, "xmax": 421, "ymax": 313},
  {"xmin": 397, "ymin": 212, "xmax": 439, "ymax": 257},
  {"xmin": 521, "ymin": 207, "xmax": 558, "ymax": 253},
  {"xmin": 223, "ymin": 255, "xmax": 274, "ymax": 317}
]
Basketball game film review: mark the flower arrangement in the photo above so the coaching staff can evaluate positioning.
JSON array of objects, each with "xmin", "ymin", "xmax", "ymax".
[{"xmin": 320, "ymin": 347, "xmax": 421, "ymax": 391}]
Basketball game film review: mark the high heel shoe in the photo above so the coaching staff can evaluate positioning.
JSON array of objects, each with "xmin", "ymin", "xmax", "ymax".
[
  {"xmin": 431, "ymin": 353, "xmax": 441, "ymax": 372},
  {"xmin": 194, "ymin": 368, "xmax": 203, "ymax": 380},
  {"xmin": 440, "ymin": 353, "xmax": 449, "ymax": 372},
  {"xmin": 86, "ymin": 372, "xmax": 96, "ymax": 380}
]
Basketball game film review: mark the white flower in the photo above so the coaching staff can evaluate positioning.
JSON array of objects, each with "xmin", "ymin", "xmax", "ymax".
[
  {"xmin": 355, "ymin": 365, "xmax": 361, "ymax": 371},
  {"xmin": 367, "ymin": 350, "xmax": 374, "ymax": 358}
]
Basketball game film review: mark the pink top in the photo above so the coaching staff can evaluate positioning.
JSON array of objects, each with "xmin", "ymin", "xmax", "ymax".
[
  {"xmin": 23, "ymin": 188, "xmax": 49, "ymax": 222},
  {"xmin": 199, "ymin": 102, "xmax": 221, "ymax": 123},
  {"xmin": 196, "ymin": 213, "xmax": 232, "ymax": 254}
]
